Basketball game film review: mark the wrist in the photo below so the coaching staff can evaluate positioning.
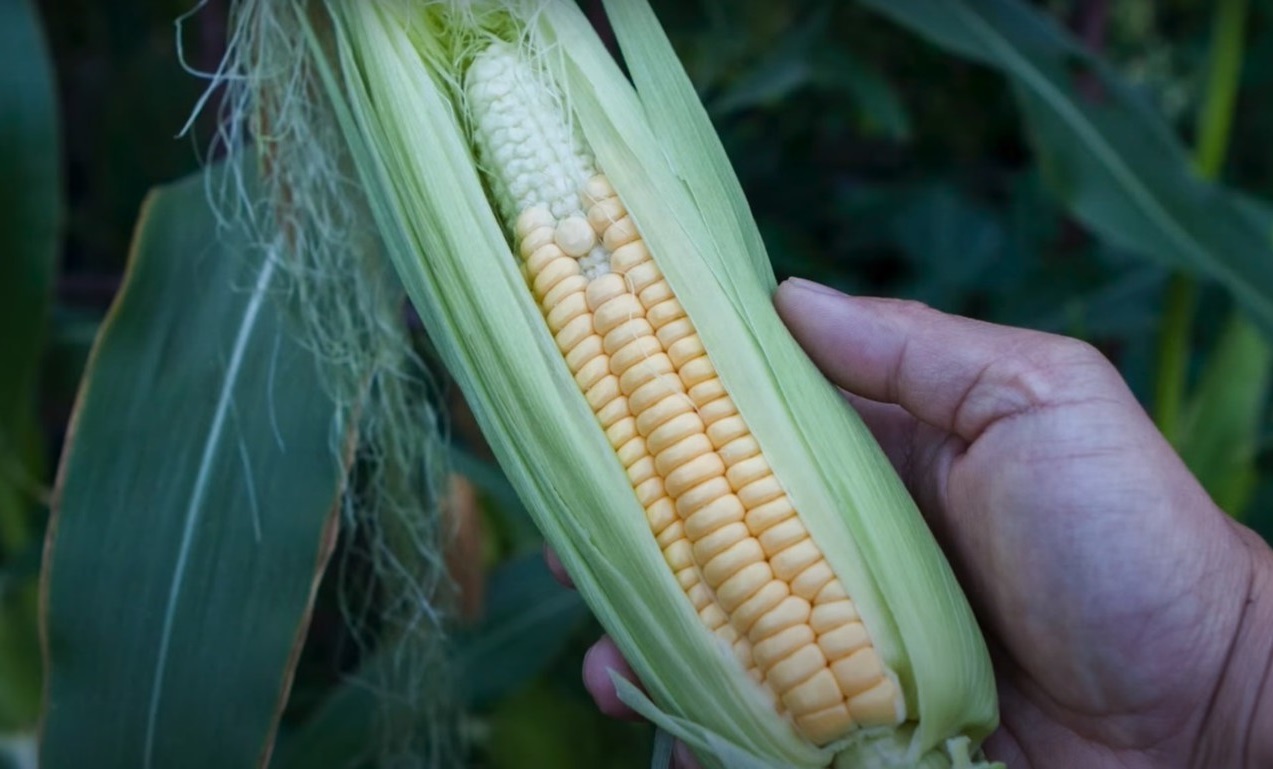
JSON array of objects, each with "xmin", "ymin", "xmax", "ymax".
[{"xmin": 1194, "ymin": 526, "xmax": 1273, "ymax": 768}]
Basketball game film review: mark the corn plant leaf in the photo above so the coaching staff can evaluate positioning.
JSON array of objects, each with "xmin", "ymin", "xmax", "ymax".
[
  {"xmin": 272, "ymin": 552, "xmax": 585, "ymax": 769},
  {"xmin": 705, "ymin": 10, "xmax": 910, "ymax": 142},
  {"xmin": 40, "ymin": 164, "xmax": 347, "ymax": 769},
  {"xmin": 0, "ymin": 0, "xmax": 59, "ymax": 428},
  {"xmin": 457, "ymin": 551, "xmax": 587, "ymax": 710},
  {"xmin": 812, "ymin": 49, "xmax": 911, "ymax": 141},
  {"xmin": 0, "ymin": 0, "xmax": 60, "ymax": 735},
  {"xmin": 484, "ymin": 683, "xmax": 644, "ymax": 769},
  {"xmin": 858, "ymin": 0, "xmax": 1273, "ymax": 338},
  {"xmin": 1178, "ymin": 317, "xmax": 1271, "ymax": 518},
  {"xmin": 0, "ymin": 0, "xmax": 60, "ymax": 558},
  {"xmin": 270, "ymin": 670, "xmax": 377, "ymax": 769},
  {"xmin": 1251, "ymin": 480, "xmax": 1273, "ymax": 544},
  {"xmin": 706, "ymin": 6, "xmax": 828, "ymax": 117},
  {"xmin": 1177, "ymin": 192, "xmax": 1273, "ymax": 520}
]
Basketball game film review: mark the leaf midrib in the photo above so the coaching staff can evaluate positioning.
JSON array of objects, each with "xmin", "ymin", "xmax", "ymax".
[{"xmin": 142, "ymin": 253, "xmax": 279, "ymax": 768}]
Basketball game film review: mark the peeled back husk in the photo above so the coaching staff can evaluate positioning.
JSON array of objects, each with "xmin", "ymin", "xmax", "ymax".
[{"xmin": 252, "ymin": 1, "xmax": 1000, "ymax": 766}]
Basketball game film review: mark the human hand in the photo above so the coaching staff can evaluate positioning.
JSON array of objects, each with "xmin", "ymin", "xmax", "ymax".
[{"xmin": 554, "ymin": 278, "xmax": 1273, "ymax": 768}]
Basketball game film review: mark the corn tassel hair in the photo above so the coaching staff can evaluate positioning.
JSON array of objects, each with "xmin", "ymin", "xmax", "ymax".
[{"xmin": 205, "ymin": 1, "xmax": 461, "ymax": 766}]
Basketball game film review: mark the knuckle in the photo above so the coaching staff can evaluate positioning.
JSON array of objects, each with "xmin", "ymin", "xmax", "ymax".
[
  {"xmin": 883, "ymin": 297, "xmax": 934, "ymax": 317},
  {"xmin": 1042, "ymin": 335, "xmax": 1106, "ymax": 367},
  {"xmin": 1000, "ymin": 334, "xmax": 1110, "ymax": 407},
  {"xmin": 954, "ymin": 331, "xmax": 1120, "ymax": 437}
]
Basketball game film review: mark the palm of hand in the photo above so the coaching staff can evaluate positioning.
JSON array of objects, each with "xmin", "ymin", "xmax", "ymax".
[{"xmin": 860, "ymin": 332, "xmax": 1254, "ymax": 768}]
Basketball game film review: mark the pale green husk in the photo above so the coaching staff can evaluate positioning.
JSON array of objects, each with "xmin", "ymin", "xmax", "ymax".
[{"xmin": 254, "ymin": 1, "xmax": 999, "ymax": 766}]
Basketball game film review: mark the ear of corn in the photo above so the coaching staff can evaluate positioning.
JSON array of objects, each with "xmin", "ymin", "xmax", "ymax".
[{"xmin": 275, "ymin": 2, "xmax": 998, "ymax": 767}]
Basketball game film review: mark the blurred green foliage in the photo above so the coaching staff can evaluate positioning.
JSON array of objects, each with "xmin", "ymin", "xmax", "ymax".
[
  {"xmin": 0, "ymin": 0, "xmax": 59, "ymax": 743},
  {"xmin": 17, "ymin": 0, "xmax": 1273, "ymax": 766}
]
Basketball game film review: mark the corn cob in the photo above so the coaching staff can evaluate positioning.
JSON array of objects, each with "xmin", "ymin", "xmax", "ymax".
[
  {"xmin": 467, "ymin": 43, "xmax": 900, "ymax": 742},
  {"xmin": 260, "ymin": 1, "xmax": 1000, "ymax": 766}
]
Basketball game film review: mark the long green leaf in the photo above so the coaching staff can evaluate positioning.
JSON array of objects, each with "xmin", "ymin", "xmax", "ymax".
[
  {"xmin": 272, "ymin": 552, "xmax": 586, "ymax": 769},
  {"xmin": 0, "ymin": 0, "xmax": 60, "ymax": 555},
  {"xmin": 457, "ymin": 552, "xmax": 587, "ymax": 710},
  {"xmin": 1179, "ymin": 317, "xmax": 1271, "ymax": 516},
  {"xmin": 859, "ymin": 0, "xmax": 1273, "ymax": 338},
  {"xmin": 0, "ymin": 0, "xmax": 61, "ymax": 735},
  {"xmin": 1172, "ymin": 0, "xmax": 1268, "ymax": 521},
  {"xmin": 40, "ymin": 165, "xmax": 347, "ymax": 769},
  {"xmin": 271, "ymin": 672, "xmax": 377, "ymax": 769}
]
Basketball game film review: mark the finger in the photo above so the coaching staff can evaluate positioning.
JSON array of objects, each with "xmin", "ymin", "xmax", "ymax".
[
  {"xmin": 542, "ymin": 543, "xmax": 574, "ymax": 589},
  {"xmin": 774, "ymin": 279, "xmax": 1133, "ymax": 443},
  {"xmin": 582, "ymin": 636, "xmax": 644, "ymax": 721},
  {"xmin": 672, "ymin": 740, "xmax": 703, "ymax": 769}
]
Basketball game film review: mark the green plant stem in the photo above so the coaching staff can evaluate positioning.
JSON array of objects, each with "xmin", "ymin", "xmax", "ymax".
[
  {"xmin": 1154, "ymin": 0, "xmax": 1247, "ymax": 442},
  {"xmin": 1155, "ymin": 274, "xmax": 1198, "ymax": 443},
  {"xmin": 1196, "ymin": 0, "xmax": 1247, "ymax": 180}
]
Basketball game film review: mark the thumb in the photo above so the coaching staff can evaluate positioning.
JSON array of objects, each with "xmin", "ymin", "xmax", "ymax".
[{"xmin": 773, "ymin": 278, "xmax": 1135, "ymax": 443}]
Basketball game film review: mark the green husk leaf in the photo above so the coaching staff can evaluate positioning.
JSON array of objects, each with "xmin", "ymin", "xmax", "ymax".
[
  {"xmin": 251, "ymin": 2, "xmax": 998, "ymax": 766},
  {"xmin": 613, "ymin": 675, "xmax": 787, "ymax": 769},
  {"xmin": 556, "ymin": 1, "xmax": 997, "ymax": 760},
  {"xmin": 304, "ymin": 8, "xmax": 820, "ymax": 761}
]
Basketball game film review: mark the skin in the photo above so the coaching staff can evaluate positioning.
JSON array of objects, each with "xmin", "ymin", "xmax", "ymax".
[{"xmin": 547, "ymin": 278, "xmax": 1273, "ymax": 768}]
